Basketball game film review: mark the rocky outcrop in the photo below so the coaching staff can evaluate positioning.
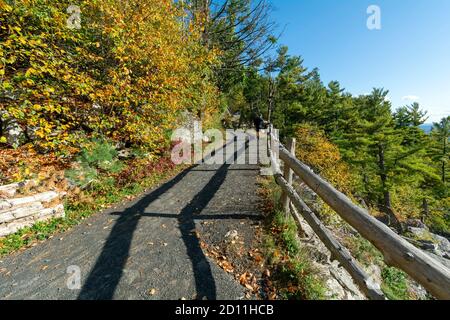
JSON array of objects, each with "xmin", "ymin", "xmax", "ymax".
[
  {"xmin": 404, "ymin": 223, "xmax": 450, "ymax": 262},
  {"xmin": 292, "ymin": 205, "xmax": 368, "ymax": 300},
  {"xmin": 0, "ymin": 182, "xmax": 65, "ymax": 237}
]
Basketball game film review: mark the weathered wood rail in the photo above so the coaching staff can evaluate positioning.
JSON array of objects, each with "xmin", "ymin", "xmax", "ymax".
[{"xmin": 267, "ymin": 126, "xmax": 450, "ymax": 300}]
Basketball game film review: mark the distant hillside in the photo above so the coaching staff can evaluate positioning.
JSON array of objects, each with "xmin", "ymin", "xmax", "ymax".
[{"xmin": 420, "ymin": 124, "xmax": 433, "ymax": 133}]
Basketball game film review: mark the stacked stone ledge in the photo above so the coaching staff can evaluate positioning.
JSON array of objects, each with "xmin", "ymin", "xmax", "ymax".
[{"xmin": 0, "ymin": 182, "xmax": 65, "ymax": 237}]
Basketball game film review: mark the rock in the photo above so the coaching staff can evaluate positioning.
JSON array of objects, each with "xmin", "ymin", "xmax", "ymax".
[
  {"xmin": 8, "ymin": 191, "xmax": 59, "ymax": 208},
  {"xmin": 417, "ymin": 239, "xmax": 438, "ymax": 252},
  {"xmin": 118, "ymin": 149, "xmax": 134, "ymax": 160},
  {"xmin": 325, "ymin": 277, "xmax": 346, "ymax": 300},
  {"xmin": 406, "ymin": 226, "xmax": 450, "ymax": 259},
  {"xmin": 366, "ymin": 264, "xmax": 382, "ymax": 285},
  {"xmin": 430, "ymin": 234, "xmax": 450, "ymax": 259},
  {"xmin": 329, "ymin": 262, "xmax": 367, "ymax": 300},
  {"xmin": 407, "ymin": 281, "xmax": 428, "ymax": 300},
  {"xmin": 406, "ymin": 219, "xmax": 429, "ymax": 230},
  {"xmin": 0, "ymin": 202, "xmax": 44, "ymax": 223},
  {"xmin": 407, "ymin": 227, "xmax": 430, "ymax": 239},
  {"xmin": 426, "ymin": 252, "xmax": 450, "ymax": 269},
  {"xmin": 0, "ymin": 181, "xmax": 30, "ymax": 198},
  {"xmin": 115, "ymin": 141, "xmax": 127, "ymax": 151},
  {"xmin": 5, "ymin": 120, "xmax": 25, "ymax": 148},
  {"xmin": 26, "ymin": 126, "xmax": 39, "ymax": 141},
  {"xmin": 0, "ymin": 183, "xmax": 65, "ymax": 238},
  {"xmin": 225, "ymin": 230, "xmax": 238, "ymax": 241},
  {"xmin": 304, "ymin": 243, "xmax": 329, "ymax": 263}
]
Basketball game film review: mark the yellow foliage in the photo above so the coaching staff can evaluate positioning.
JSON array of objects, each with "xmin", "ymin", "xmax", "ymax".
[
  {"xmin": 0, "ymin": 0, "xmax": 219, "ymax": 154},
  {"xmin": 391, "ymin": 185, "xmax": 422, "ymax": 221},
  {"xmin": 293, "ymin": 123, "xmax": 355, "ymax": 194}
]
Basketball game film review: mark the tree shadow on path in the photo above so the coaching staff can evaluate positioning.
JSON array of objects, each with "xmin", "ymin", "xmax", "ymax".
[{"xmin": 78, "ymin": 162, "xmax": 237, "ymax": 300}]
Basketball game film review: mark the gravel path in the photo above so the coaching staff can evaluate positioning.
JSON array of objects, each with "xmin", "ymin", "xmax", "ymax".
[{"xmin": 0, "ymin": 138, "xmax": 264, "ymax": 300}]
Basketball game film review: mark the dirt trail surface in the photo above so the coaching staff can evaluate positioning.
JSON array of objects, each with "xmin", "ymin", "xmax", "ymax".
[{"xmin": 0, "ymin": 140, "xmax": 265, "ymax": 300}]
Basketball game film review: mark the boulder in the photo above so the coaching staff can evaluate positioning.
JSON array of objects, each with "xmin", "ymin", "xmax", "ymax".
[
  {"xmin": 118, "ymin": 149, "xmax": 134, "ymax": 160},
  {"xmin": 417, "ymin": 239, "xmax": 438, "ymax": 252},
  {"xmin": 407, "ymin": 227, "xmax": 430, "ymax": 239},
  {"xmin": 5, "ymin": 120, "xmax": 25, "ymax": 148},
  {"xmin": 430, "ymin": 234, "xmax": 450, "ymax": 259},
  {"xmin": 405, "ymin": 227, "xmax": 450, "ymax": 259},
  {"xmin": 405, "ymin": 219, "xmax": 428, "ymax": 230}
]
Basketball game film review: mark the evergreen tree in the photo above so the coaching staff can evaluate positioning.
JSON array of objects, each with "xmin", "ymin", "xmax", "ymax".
[
  {"xmin": 431, "ymin": 116, "xmax": 450, "ymax": 185},
  {"xmin": 339, "ymin": 89, "xmax": 437, "ymax": 231}
]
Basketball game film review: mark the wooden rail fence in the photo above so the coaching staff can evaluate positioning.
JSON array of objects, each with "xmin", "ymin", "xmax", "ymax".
[{"xmin": 267, "ymin": 125, "xmax": 450, "ymax": 300}]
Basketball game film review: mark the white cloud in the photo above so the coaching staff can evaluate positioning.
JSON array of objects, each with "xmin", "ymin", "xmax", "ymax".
[{"xmin": 402, "ymin": 95, "xmax": 420, "ymax": 102}]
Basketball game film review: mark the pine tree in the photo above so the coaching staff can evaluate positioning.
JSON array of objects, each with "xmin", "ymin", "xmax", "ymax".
[
  {"xmin": 339, "ymin": 89, "xmax": 435, "ymax": 231},
  {"xmin": 431, "ymin": 116, "xmax": 450, "ymax": 185}
]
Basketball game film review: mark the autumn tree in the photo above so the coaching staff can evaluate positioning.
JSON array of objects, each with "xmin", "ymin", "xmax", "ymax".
[{"xmin": 0, "ymin": 0, "xmax": 219, "ymax": 153}]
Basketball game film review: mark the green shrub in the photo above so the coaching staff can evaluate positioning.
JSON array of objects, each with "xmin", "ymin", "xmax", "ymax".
[
  {"xmin": 265, "ymin": 210, "xmax": 326, "ymax": 300},
  {"xmin": 381, "ymin": 267, "xmax": 410, "ymax": 300},
  {"xmin": 65, "ymin": 139, "xmax": 123, "ymax": 189}
]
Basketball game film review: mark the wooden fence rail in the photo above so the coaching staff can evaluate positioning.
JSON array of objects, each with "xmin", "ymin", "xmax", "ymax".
[{"xmin": 267, "ymin": 126, "xmax": 450, "ymax": 300}]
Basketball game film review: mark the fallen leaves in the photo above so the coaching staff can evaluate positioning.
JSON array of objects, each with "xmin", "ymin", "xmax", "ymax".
[
  {"xmin": 197, "ymin": 217, "xmax": 276, "ymax": 300},
  {"xmin": 203, "ymin": 243, "xmax": 235, "ymax": 274},
  {"xmin": 239, "ymin": 272, "xmax": 258, "ymax": 293},
  {"xmin": 249, "ymin": 249, "xmax": 263, "ymax": 264},
  {"xmin": 218, "ymin": 258, "xmax": 234, "ymax": 274}
]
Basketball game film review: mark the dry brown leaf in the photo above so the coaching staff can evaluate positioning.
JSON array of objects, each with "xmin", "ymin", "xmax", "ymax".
[{"xmin": 245, "ymin": 283, "xmax": 254, "ymax": 291}]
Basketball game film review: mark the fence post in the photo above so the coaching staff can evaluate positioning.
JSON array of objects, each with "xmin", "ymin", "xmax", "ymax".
[{"xmin": 281, "ymin": 138, "xmax": 296, "ymax": 216}]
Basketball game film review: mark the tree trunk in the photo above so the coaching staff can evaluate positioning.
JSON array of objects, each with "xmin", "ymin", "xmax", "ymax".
[
  {"xmin": 442, "ymin": 137, "xmax": 447, "ymax": 183},
  {"xmin": 267, "ymin": 77, "xmax": 275, "ymax": 123},
  {"xmin": 193, "ymin": 0, "xmax": 210, "ymax": 44},
  {"xmin": 377, "ymin": 144, "xmax": 403, "ymax": 233},
  {"xmin": 422, "ymin": 198, "xmax": 430, "ymax": 223}
]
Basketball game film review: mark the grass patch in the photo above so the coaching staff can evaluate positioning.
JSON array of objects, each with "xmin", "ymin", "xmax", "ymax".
[
  {"xmin": 258, "ymin": 176, "xmax": 327, "ymax": 300},
  {"xmin": 344, "ymin": 234, "xmax": 416, "ymax": 300},
  {"xmin": 343, "ymin": 234, "xmax": 384, "ymax": 267},
  {"xmin": 264, "ymin": 211, "xmax": 327, "ymax": 300},
  {"xmin": 381, "ymin": 267, "xmax": 412, "ymax": 300}
]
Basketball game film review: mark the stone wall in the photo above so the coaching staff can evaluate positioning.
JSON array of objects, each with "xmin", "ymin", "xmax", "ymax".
[{"xmin": 0, "ymin": 182, "xmax": 65, "ymax": 237}]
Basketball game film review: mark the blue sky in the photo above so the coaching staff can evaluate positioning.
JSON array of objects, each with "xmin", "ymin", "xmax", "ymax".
[{"xmin": 270, "ymin": 0, "xmax": 450, "ymax": 122}]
